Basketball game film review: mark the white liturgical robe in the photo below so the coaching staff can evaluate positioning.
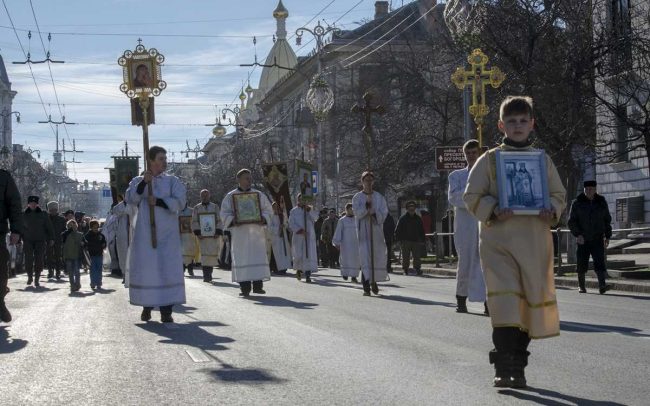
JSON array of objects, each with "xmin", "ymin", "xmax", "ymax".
[
  {"xmin": 332, "ymin": 215, "xmax": 360, "ymax": 278},
  {"xmin": 288, "ymin": 206, "xmax": 318, "ymax": 272},
  {"xmin": 220, "ymin": 188, "xmax": 273, "ymax": 283},
  {"xmin": 192, "ymin": 202, "xmax": 223, "ymax": 267},
  {"xmin": 270, "ymin": 213, "xmax": 292, "ymax": 271},
  {"xmin": 352, "ymin": 190, "xmax": 389, "ymax": 282},
  {"xmin": 125, "ymin": 173, "xmax": 186, "ymax": 307},
  {"xmin": 449, "ymin": 167, "xmax": 486, "ymax": 302}
]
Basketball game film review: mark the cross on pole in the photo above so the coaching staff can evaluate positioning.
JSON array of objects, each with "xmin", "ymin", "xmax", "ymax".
[
  {"xmin": 451, "ymin": 48, "xmax": 505, "ymax": 147},
  {"xmin": 351, "ymin": 92, "xmax": 385, "ymax": 169}
]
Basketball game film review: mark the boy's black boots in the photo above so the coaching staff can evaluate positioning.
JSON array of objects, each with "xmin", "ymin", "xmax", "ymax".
[
  {"xmin": 456, "ymin": 295, "xmax": 468, "ymax": 313},
  {"xmin": 491, "ymin": 327, "xmax": 530, "ymax": 388}
]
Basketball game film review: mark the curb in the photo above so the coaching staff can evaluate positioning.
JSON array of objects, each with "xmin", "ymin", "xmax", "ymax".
[{"xmin": 420, "ymin": 267, "xmax": 650, "ymax": 295}]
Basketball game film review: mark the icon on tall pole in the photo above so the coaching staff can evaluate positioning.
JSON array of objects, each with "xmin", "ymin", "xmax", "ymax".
[
  {"xmin": 451, "ymin": 49, "xmax": 505, "ymax": 148},
  {"xmin": 118, "ymin": 40, "xmax": 166, "ymax": 248}
]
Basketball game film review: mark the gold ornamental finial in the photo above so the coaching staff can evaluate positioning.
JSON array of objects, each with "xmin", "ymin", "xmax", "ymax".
[{"xmin": 273, "ymin": 0, "xmax": 289, "ymax": 19}]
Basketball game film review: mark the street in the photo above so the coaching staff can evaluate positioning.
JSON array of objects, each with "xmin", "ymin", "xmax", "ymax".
[{"xmin": 2, "ymin": 268, "xmax": 649, "ymax": 406}]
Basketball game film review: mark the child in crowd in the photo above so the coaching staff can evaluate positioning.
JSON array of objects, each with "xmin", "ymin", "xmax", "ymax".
[
  {"xmin": 84, "ymin": 220, "xmax": 107, "ymax": 290},
  {"xmin": 62, "ymin": 220, "xmax": 84, "ymax": 292}
]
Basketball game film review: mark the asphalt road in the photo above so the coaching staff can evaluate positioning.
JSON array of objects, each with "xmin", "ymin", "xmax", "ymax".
[{"xmin": 2, "ymin": 268, "xmax": 649, "ymax": 406}]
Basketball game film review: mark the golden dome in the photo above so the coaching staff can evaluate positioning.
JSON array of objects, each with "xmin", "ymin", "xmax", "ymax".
[{"xmin": 273, "ymin": 0, "xmax": 288, "ymax": 19}]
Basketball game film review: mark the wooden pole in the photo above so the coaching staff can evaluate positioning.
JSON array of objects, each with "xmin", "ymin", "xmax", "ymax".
[{"xmin": 139, "ymin": 96, "xmax": 157, "ymax": 248}]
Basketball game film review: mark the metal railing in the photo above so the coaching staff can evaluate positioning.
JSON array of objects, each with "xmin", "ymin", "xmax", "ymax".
[{"xmin": 423, "ymin": 226, "xmax": 650, "ymax": 269}]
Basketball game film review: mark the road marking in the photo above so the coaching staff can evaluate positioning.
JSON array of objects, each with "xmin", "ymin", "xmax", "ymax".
[{"xmin": 186, "ymin": 348, "xmax": 211, "ymax": 363}]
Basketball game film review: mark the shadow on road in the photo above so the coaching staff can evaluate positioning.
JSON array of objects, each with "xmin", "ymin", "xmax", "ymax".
[
  {"xmin": 499, "ymin": 386, "xmax": 626, "ymax": 405},
  {"xmin": 95, "ymin": 288, "xmax": 116, "ymax": 294},
  {"xmin": 137, "ymin": 320, "xmax": 233, "ymax": 351},
  {"xmin": 379, "ymin": 294, "xmax": 456, "ymax": 307},
  {"xmin": 248, "ymin": 296, "xmax": 318, "ymax": 310},
  {"xmin": 201, "ymin": 365, "xmax": 286, "ymax": 384},
  {"xmin": 17, "ymin": 286, "xmax": 61, "ymax": 293},
  {"xmin": 209, "ymin": 281, "xmax": 239, "ymax": 289},
  {"xmin": 68, "ymin": 290, "xmax": 95, "ymax": 298},
  {"xmin": 560, "ymin": 321, "xmax": 650, "ymax": 338},
  {"xmin": 0, "ymin": 326, "xmax": 28, "ymax": 354},
  {"xmin": 596, "ymin": 292, "xmax": 650, "ymax": 301}
]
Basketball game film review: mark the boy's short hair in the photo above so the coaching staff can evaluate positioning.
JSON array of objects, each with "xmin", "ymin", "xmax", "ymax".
[
  {"xmin": 236, "ymin": 168, "xmax": 251, "ymax": 178},
  {"xmin": 148, "ymin": 145, "xmax": 166, "ymax": 161},
  {"xmin": 345, "ymin": 203, "xmax": 353, "ymax": 209},
  {"xmin": 89, "ymin": 220, "xmax": 100, "ymax": 228},
  {"xmin": 499, "ymin": 96, "xmax": 534, "ymax": 120},
  {"xmin": 66, "ymin": 219, "xmax": 78, "ymax": 229},
  {"xmin": 463, "ymin": 139, "xmax": 480, "ymax": 152}
]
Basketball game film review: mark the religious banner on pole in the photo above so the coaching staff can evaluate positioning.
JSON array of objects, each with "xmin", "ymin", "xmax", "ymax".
[
  {"xmin": 262, "ymin": 162, "xmax": 293, "ymax": 215},
  {"xmin": 295, "ymin": 160, "xmax": 314, "ymax": 202},
  {"xmin": 114, "ymin": 156, "xmax": 139, "ymax": 199}
]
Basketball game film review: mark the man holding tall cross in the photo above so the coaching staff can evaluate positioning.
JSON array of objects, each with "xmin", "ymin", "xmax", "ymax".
[
  {"xmin": 352, "ymin": 171, "xmax": 389, "ymax": 296},
  {"xmin": 125, "ymin": 146, "xmax": 187, "ymax": 323}
]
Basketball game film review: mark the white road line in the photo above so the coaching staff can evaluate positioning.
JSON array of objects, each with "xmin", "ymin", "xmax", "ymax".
[{"xmin": 185, "ymin": 348, "xmax": 212, "ymax": 363}]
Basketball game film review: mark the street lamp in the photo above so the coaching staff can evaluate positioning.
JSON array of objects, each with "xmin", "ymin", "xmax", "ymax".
[
  {"xmin": 295, "ymin": 21, "xmax": 340, "ymax": 206},
  {"xmin": 222, "ymin": 106, "xmax": 244, "ymax": 136}
]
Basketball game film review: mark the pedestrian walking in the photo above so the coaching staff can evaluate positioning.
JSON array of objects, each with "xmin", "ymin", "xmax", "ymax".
[
  {"xmin": 62, "ymin": 220, "xmax": 84, "ymax": 292},
  {"xmin": 111, "ymin": 196, "xmax": 131, "ymax": 277},
  {"xmin": 448, "ymin": 139, "xmax": 488, "ymax": 314},
  {"xmin": 0, "ymin": 168, "xmax": 23, "ymax": 323},
  {"xmin": 192, "ymin": 189, "xmax": 223, "ymax": 283},
  {"xmin": 332, "ymin": 203, "xmax": 360, "ymax": 283},
  {"xmin": 320, "ymin": 209, "xmax": 339, "ymax": 268},
  {"xmin": 220, "ymin": 169, "xmax": 273, "ymax": 297},
  {"xmin": 269, "ymin": 201, "xmax": 291, "ymax": 275},
  {"xmin": 567, "ymin": 180, "xmax": 613, "ymax": 294},
  {"xmin": 352, "ymin": 171, "xmax": 389, "ymax": 296},
  {"xmin": 23, "ymin": 196, "xmax": 54, "ymax": 287},
  {"xmin": 289, "ymin": 194, "xmax": 318, "ymax": 283},
  {"xmin": 125, "ymin": 146, "xmax": 187, "ymax": 323},
  {"xmin": 394, "ymin": 201, "xmax": 426, "ymax": 276},
  {"xmin": 84, "ymin": 219, "xmax": 107, "ymax": 290},
  {"xmin": 315, "ymin": 208, "xmax": 327, "ymax": 267},
  {"xmin": 464, "ymin": 96, "xmax": 566, "ymax": 388},
  {"xmin": 46, "ymin": 201, "xmax": 66, "ymax": 280}
]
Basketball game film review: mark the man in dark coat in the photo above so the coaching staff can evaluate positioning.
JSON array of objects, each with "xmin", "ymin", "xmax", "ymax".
[
  {"xmin": 46, "ymin": 201, "xmax": 67, "ymax": 280},
  {"xmin": 22, "ymin": 196, "xmax": 54, "ymax": 287},
  {"xmin": 0, "ymin": 169, "xmax": 24, "ymax": 323},
  {"xmin": 568, "ymin": 180, "xmax": 613, "ymax": 294},
  {"xmin": 395, "ymin": 201, "xmax": 426, "ymax": 275},
  {"xmin": 383, "ymin": 212, "xmax": 396, "ymax": 273}
]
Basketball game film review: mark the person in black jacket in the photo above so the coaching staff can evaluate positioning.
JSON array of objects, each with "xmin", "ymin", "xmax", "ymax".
[
  {"xmin": 1, "ymin": 169, "xmax": 24, "ymax": 323},
  {"xmin": 46, "ymin": 201, "xmax": 67, "ymax": 280},
  {"xmin": 568, "ymin": 180, "xmax": 613, "ymax": 294},
  {"xmin": 23, "ymin": 196, "xmax": 54, "ymax": 287},
  {"xmin": 394, "ymin": 201, "xmax": 426, "ymax": 275}
]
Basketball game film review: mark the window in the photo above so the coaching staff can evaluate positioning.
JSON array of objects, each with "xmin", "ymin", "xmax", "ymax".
[
  {"xmin": 610, "ymin": 0, "xmax": 633, "ymax": 72},
  {"xmin": 614, "ymin": 104, "xmax": 629, "ymax": 162}
]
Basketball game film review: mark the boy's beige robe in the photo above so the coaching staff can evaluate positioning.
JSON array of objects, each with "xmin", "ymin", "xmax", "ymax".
[{"xmin": 463, "ymin": 144, "xmax": 566, "ymax": 339}]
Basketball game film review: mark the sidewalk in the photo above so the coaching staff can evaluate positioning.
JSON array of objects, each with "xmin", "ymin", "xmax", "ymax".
[{"xmin": 418, "ymin": 263, "xmax": 650, "ymax": 294}]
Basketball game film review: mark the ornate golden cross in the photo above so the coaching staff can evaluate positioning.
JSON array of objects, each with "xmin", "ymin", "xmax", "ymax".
[{"xmin": 451, "ymin": 49, "xmax": 505, "ymax": 147}]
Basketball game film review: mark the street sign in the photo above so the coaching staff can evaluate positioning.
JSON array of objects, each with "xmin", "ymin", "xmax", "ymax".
[
  {"xmin": 435, "ymin": 146, "xmax": 488, "ymax": 171},
  {"xmin": 435, "ymin": 146, "xmax": 466, "ymax": 171}
]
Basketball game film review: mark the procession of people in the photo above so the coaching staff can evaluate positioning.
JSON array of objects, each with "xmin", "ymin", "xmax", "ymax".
[{"xmin": 4, "ymin": 96, "xmax": 623, "ymax": 391}]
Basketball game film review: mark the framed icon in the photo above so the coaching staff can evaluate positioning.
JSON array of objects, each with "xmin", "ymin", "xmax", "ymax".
[
  {"xmin": 233, "ymin": 192, "xmax": 263, "ymax": 224},
  {"xmin": 495, "ymin": 149, "xmax": 550, "ymax": 215},
  {"xmin": 198, "ymin": 213, "xmax": 217, "ymax": 237},
  {"xmin": 179, "ymin": 215, "xmax": 193, "ymax": 234}
]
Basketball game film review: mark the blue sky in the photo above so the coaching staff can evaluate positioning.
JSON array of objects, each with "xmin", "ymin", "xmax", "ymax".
[{"xmin": 1, "ymin": 0, "xmax": 385, "ymax": 183}]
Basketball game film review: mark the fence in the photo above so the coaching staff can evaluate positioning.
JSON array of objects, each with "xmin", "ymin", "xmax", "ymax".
[{"xmin": 424, "ymin": 226, "xmax": 650, "ymax": 268}]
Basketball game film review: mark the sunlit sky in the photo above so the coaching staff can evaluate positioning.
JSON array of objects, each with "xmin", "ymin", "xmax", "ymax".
[{"xmin": 1, "ymin": 0, "xmax": 393, "ymax": 183}]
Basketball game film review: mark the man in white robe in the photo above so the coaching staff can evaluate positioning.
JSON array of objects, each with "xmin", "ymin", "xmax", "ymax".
[
  {"xmin": 332, "ymin": 203, "xmax": 360, "ymax": 282},
  {"xmin": 288, "ymin": 194, "xmax": 318, "ymax": 283},
  {"xmin": 270, "ymin": 201, "xmax": 291, "ymax": 274},
  {"xmin": 220, "ymin": 169, "xmax": 273, "ymax": 297},
  {"xmin": 192, "ymin": 189, "xmax": 222, "ymax": 283},
  {"xmin": 448, "ymin": 139, "xmax": 487, "ymax": 315},
  {"xmin": 125, "ymin": 146, "xmax": 186, "ymax": 323},
  {"xmin": 352, "ymin": 171, "xmax": 389, "ymax": 296},
  {"xmin": 179, "ymin": 204, "xmax": 197, "ymax": 276}
]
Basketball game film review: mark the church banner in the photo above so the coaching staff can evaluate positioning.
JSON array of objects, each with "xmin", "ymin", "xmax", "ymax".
[
  {"xmin": 109, "ymin": 168, "xmax": 118, "ymax": 206},
  {"xmin": 262, "ymin": 161, "xmax": 293, "ymax": 214},
  {"xmin": 114, "ymin": 156, "xmax": 139, "ymax": 200},
  {"xmin": 295, "ymin": 160, "xmax": 314, "ymax": 202}
]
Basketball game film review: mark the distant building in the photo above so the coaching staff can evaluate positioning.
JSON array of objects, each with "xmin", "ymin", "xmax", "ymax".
[{"xmin": 0, "ymin": 52, "xmax": 18, "ymax": 150}]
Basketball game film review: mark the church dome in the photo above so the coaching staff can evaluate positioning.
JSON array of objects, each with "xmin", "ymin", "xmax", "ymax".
[{"xmin": 273, "ymin": 0, "xmax": 289, "ymax": 19}]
